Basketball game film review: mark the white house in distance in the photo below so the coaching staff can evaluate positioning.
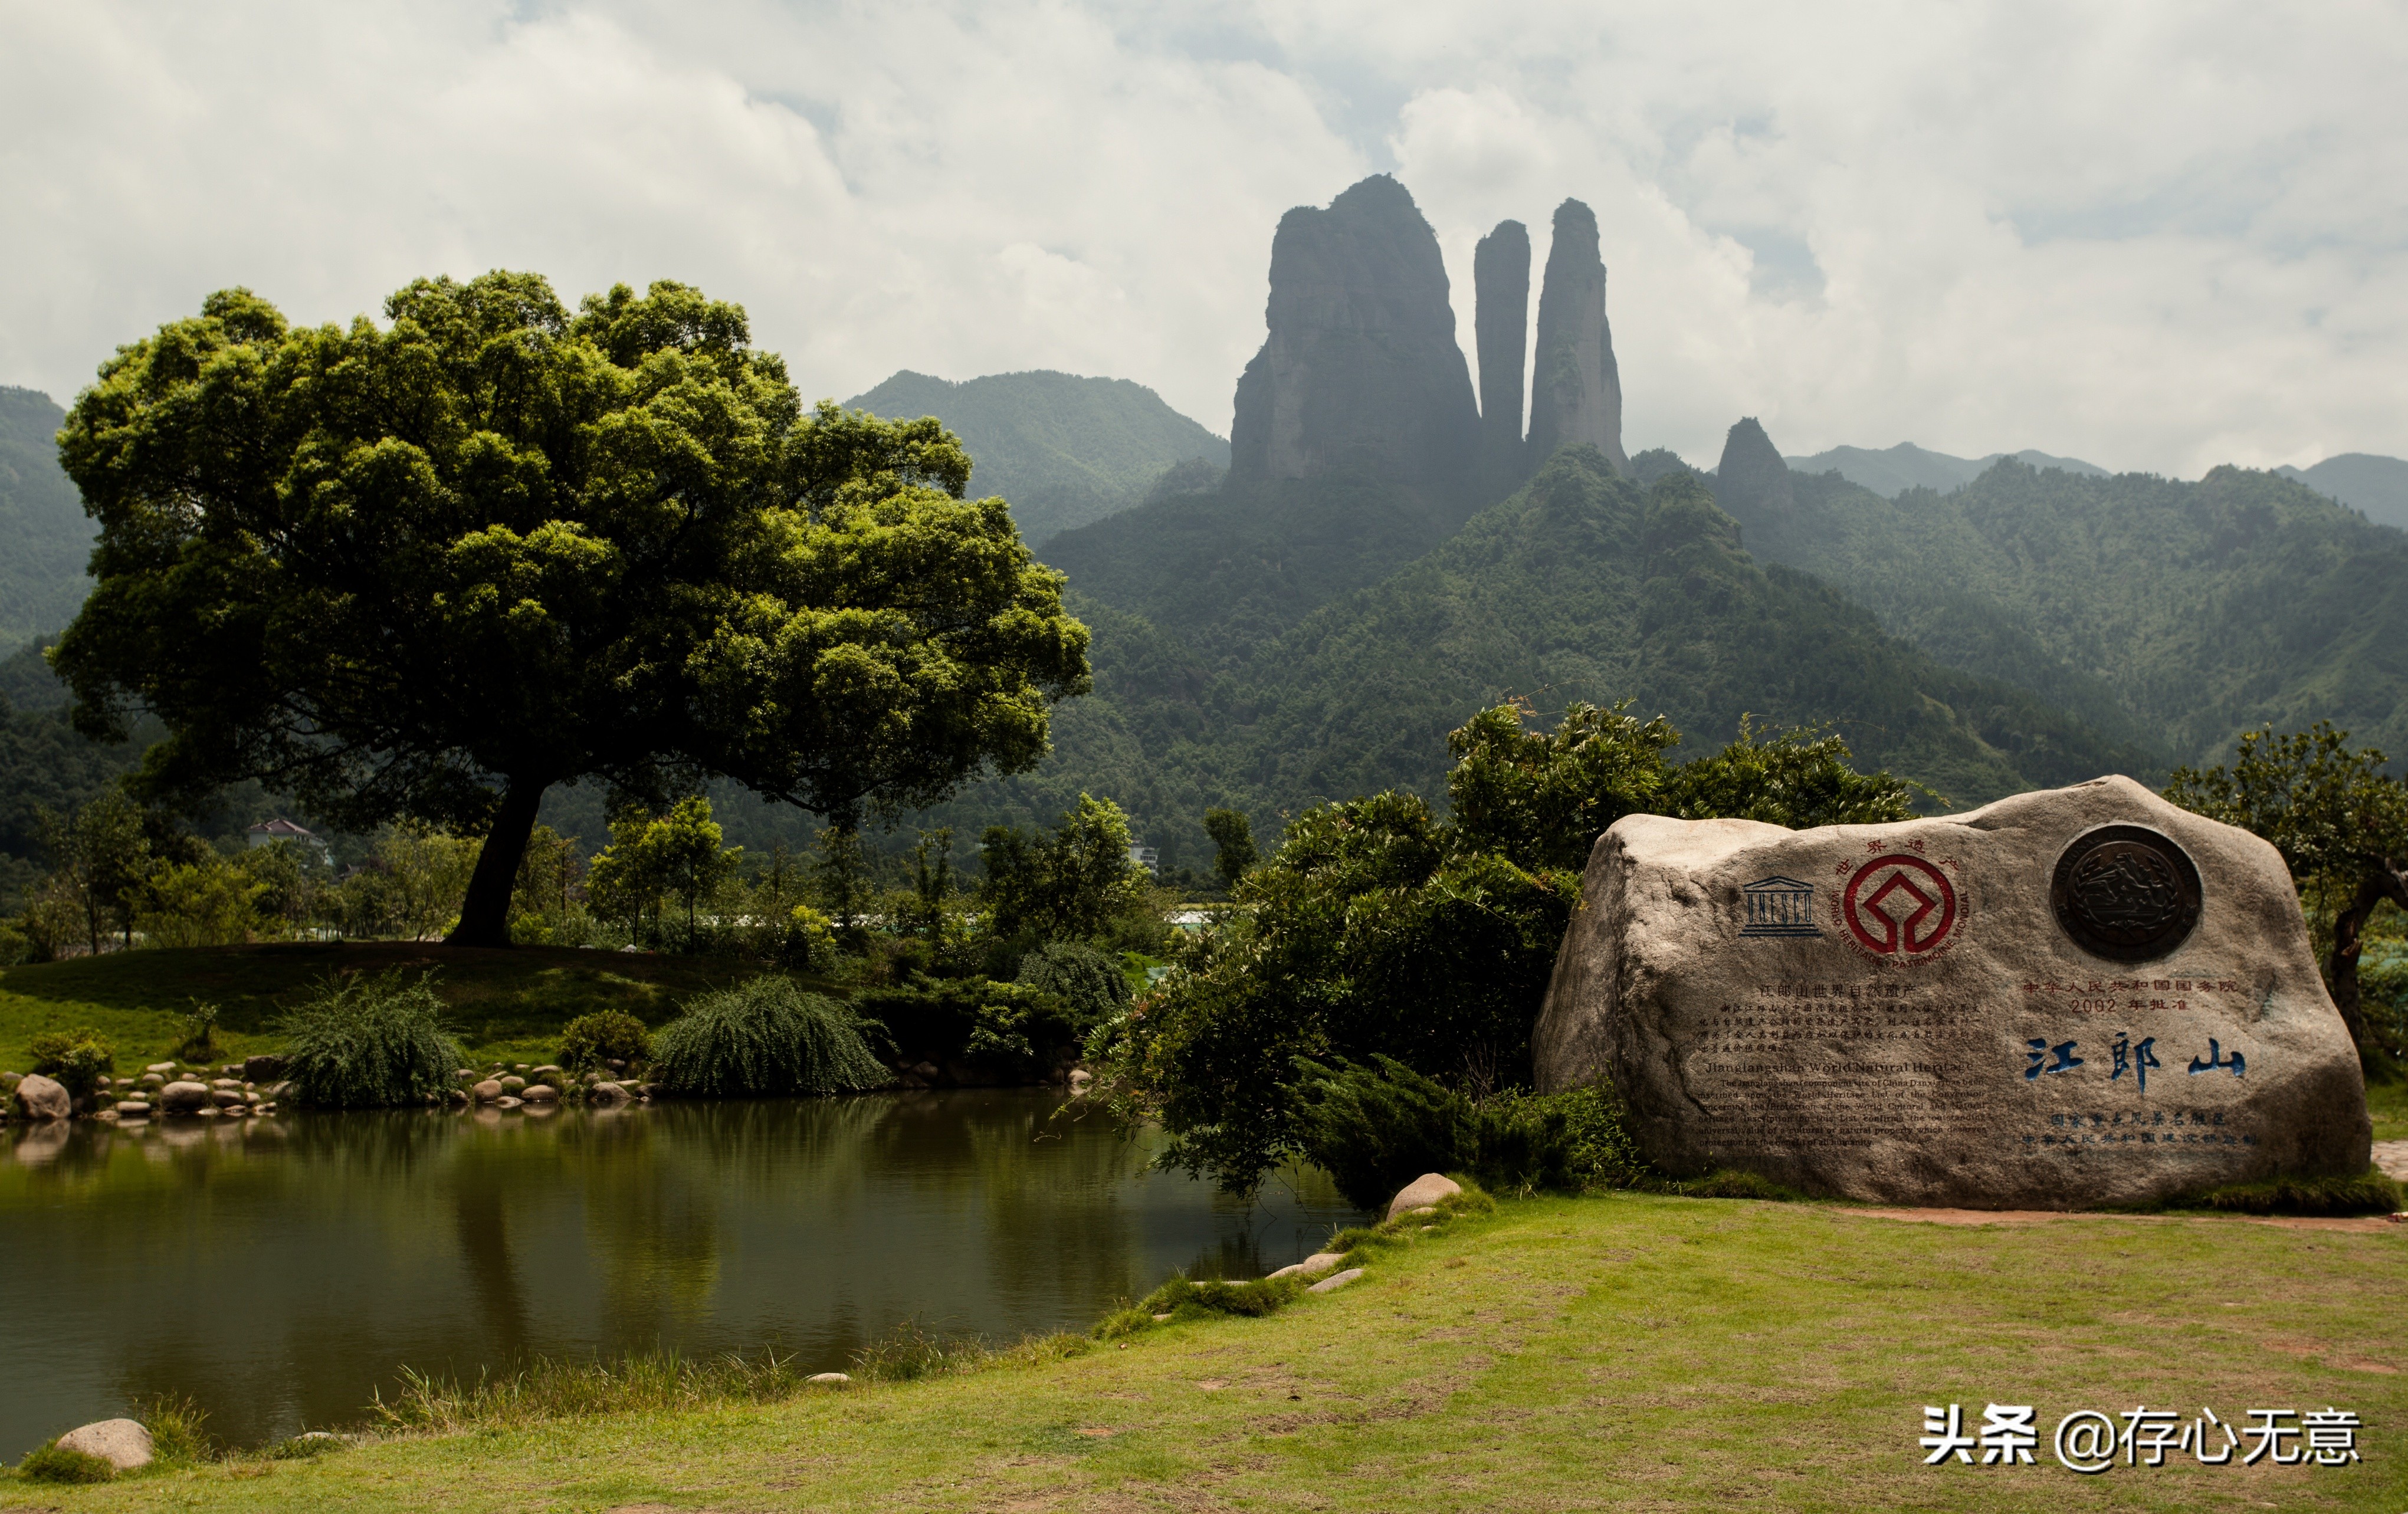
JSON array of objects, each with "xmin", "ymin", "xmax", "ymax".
[
  {"xmin": 1125, "ymin": 840, "xmax": 1160, "ymax": 876},
  {"xmin": 247, "ymin": 817, "xmax": 330, "ymax": 865}
]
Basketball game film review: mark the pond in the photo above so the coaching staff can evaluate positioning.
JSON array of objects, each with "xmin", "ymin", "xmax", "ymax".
[{"xmin": 0, "ymin": 1092, "xmax": 1359, "ymax": 1459}]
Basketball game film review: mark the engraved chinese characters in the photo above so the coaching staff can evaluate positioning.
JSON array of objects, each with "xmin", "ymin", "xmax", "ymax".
[
  {"xmin": 1531, "ymin": 776, "xmax": 2370, "ymax": 1207},
  {"xmin": 2051, "ymin": 825, "xmax": 2202, "ymax": 963}
]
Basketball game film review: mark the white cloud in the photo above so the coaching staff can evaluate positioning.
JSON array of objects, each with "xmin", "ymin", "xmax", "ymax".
[{"xmin": 1, "ymin": 0, "xmax": 2401, "ymax": 475}]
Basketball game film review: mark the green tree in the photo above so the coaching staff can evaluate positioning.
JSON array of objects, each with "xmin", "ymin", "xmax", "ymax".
[
  {"xmin": 979, "ymin": 794, "xmax": 1147, "ymax": 944},
  {"xmin": 812, "ymin": 825, "xmax": 870, "ymax": 934},
  {"xmin": 1201, "ymin": 807, "xmax": 1257, "ymax": 892},
  {"xmin": 52, "ymin": 275, "xmax": 1089, "ymax": 947},
  {"xmin": 2164, "ymin": 722, "xmax": 2408, "ymax": 1062},
  {"xmin": 36, "ymin": 790, "xmax": 152, "ymax": 953}
]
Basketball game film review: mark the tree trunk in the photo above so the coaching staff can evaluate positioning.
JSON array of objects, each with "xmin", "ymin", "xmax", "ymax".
[
  {"xmin": 2324, "ymin": 861, "xmax": 2408, "ymax": 1068},
  {"xmin": 446, "ymin": 781, "xmax": 549, "ymax": 948}
]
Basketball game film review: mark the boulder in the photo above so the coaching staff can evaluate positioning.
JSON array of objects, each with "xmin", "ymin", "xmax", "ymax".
[
  {"xmin": 522, "ymin": 1084, "xmax": 559, "ymax": 1104},
  {"xmin": 12, "ymin": 1073, "xmax": 71, "ymax": 1121},
  {"xmin": 55, "ymin": 1417, "xmax": 152, "ymax": 1471},
  {"xmin": 471, "ymin": 1079, "xmax": 503, "ymax": 1104},
  {"xmin": 498, "ymin": 1075, "xmax": 527, "ymax": 1094},
  {"xmin": 115, "ymin": 1100, "xmax": 152, "ymax": 1118},
  {"xmin": 139, "ymin": 1073, "xmax": 165, "ymax": 1090},
  {"xmin": 496, "ymin": 1096, "xmax": 523, "ymax": 1109},
  {"xmin": 588, "ymin": 1082, "xmax": 629, "ymax": 1107},
  {"xmin": 145, "ymin": 1062, "xmax": 175, "ymax": 1076},
  {"xmin": 157, "ymin": 1081, "xmax": 212, "ymax": 1115},
  {"xmin": 806, "ymin": 1371, "xmax": 851, "ymax": 1385},
  {"xmin": 1267, "ymin": 1252, "xmax": 1347, "ymax": 1281},
  {"xmin": 1385, "ymin": 1173, "xmax": 1461, "ymax": 1220},
  {"xmin": 1306, "ymin": 1267, "xmax": 1364, "ymax": 1294},
  {"xmin": 1533, "ymin": 776, "xmax": 2371, "ymax": 1208},
  {"xmin": 211, "ymin": 1089, "xmax": 248, "ymax": 1108},
  {"xmin": 210, "ymin": 1077, "xmax": 243, "ymax": 1092}
]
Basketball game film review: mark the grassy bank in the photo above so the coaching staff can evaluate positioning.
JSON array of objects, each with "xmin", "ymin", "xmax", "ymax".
[
  {"xmin": 0, "ymin": 944, "xmax": 775, "ymax": 1071},
  {"xmin": 7, "ymin": 1191, "xmax": 2402, "ymax": 1512}
]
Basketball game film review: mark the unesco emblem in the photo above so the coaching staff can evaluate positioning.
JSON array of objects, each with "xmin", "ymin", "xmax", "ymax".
[
  {"xmin": 2051, "ymin": 825, "xmax": 2201, "ymax": 963},
  {"xmin": 1840, "ymin": 853, "xmax": 1961, "ymax": 960},
  {"xmin": 1739, "ymin": 876, "xmax": 1821, "ymax": 937}
]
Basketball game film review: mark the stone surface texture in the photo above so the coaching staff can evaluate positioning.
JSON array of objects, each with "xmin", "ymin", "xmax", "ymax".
[
  {"xmin": 12, "ymin": 1072, "xmax": 71, "ymax": 1121},
  {"xmin": 1525, "ymin": 199, "xmax": 1628, "ymax": 476},
  {"xmin": 2374, "ymin": 1140, "xmax": 2408, "ymax": 1183},
  {"xmin": 1266, "ymin": 1252, "xmax": 1347, "ymax": 1281},
  {"xmin": 1228, "ymin": 175, "xmax": 1479, "ymax": 492},
  {"xmin": 56, "ymin": 1418, "xmax": 153, "ymax": 1470},
  {"xmin": 1386, "ymin": 1172, "xmax": 1463, "ymax": 1219},
  {"xmin": 1472, "ymin": 218, "xmax": 1531, "ymax": 495},
  {"xmin": 1306, "ymin": 1267, "xmax": 1365, "ymax": 1294},
  {"xmin": 1533, "ymin": 776, "xmax": 2370, "ymax": 1208},
  {"xmin": 1711, "ymin": 416, "xmax": 1796, "ymax": 543},
  {"xmin": 157, "ymin": 1081, "xmax": 211, "ymax": 1115}
]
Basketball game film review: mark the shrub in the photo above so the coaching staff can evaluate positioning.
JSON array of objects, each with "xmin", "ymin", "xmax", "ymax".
[
  {"xmin": 15, "ymin": 1443, "xmax": 115, "ymax": 1483},
  {"xmin": 1291, "ymin": 1056, "xmax": 1477, "ymax": 1211},
  {"xmin": 1094, "ymin": 1273, "xmax": 1300, "ymax": 1336},
  {"xmin": 855, "ymin": 976, "xmax": 1075, "ymax": 1074},
  {"xmin": 1015, "ymin": 942, "xmax": 1131, "ymax": 1036},
  {"xmin": 1475, "ymin": 1082, "xmax": 1651, "ymax": 1194},
  {"xmin": 277, "ymin": 971, "xmax": 463, "ymax": 1108},
  {"xmin": 559, "ymin": 1010, "xmax": 651, "ymax": 1073},
  {"xmin": 28, "ymin": 1027, "xmax": 115, "ymax": 1098},
  {"xmin": 136, "ymin": 1392, "xmax": 211, "ymax": 1464},
  {"xmin": 651, "ymin": 977, "xmax": 890, "ymax": 1098},
  {"xmin": 176, "ymin": 999, "xmax": 221, "ymax": 1060}
]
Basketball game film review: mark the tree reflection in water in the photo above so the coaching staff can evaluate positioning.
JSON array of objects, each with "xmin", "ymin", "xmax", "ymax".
[{"xmin": 0, "ymin": 1092, "xmax": 1356, "ymax": 1458}]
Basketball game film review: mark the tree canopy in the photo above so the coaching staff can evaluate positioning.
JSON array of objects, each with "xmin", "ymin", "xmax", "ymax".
[{"xmin": 52, "ymin": 273, "xmax": 1090, "ymax": 944}]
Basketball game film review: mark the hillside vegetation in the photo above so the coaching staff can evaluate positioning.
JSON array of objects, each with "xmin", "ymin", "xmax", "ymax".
[
  {"xmin": 960, "ymin": 449, "xmax": 2144, "ymax": 867},
  {"xmin": 0, "ymin": 388, "xmax": 94, "ymax": 649},
  {"xmin": 1737, "ymin": 459, "xmax": 2408, "ymax": 766},
  {"xmin": 844, "ymin": 370, "xmax": 1228, "ymax": 545}
]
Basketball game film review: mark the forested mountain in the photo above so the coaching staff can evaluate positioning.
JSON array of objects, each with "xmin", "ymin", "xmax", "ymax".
[
  {"xmin": 1716, "ymin": 422, "xmax": 2408, "ymax": 766},
  {"xmin": 947, "ymin": 450, "xmax": 2144, "ymax": 869},
  {"xmin": 2278, "ymin": 452, "xmax": 2408, "ymax": 531},
  {"xmin": 1783, "ymin": 440, "xmax": 2105, "ymax": 498},
  {"xmin": 842, "ymin": 369, "xmax": 1228, "ymax": 545},
  {"xmin": 0, "ymin": 387, "xmax": 96, "ymax": 649}
]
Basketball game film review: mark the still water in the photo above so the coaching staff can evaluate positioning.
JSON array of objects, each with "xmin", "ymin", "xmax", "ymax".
[{"xmin": 0, "ymin": 1092, "xmax": 1357, "ymax": 1459}]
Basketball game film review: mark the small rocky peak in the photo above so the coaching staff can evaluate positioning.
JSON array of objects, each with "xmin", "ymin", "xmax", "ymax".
[{"xmin": 1712, "ymin": 416, "xmax": 1797, "ymax": 541}]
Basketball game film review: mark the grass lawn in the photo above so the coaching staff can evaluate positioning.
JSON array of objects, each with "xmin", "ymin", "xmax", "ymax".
[
  {"xmin": 0, "ymin": 943, "xmax": 775, "ymax": 1072},
  {"xmin": 8, "ymin": 1191, "xmax": 2402, "ymax": 1512},
  {"xmin": 2370, "ymin": 1077, "xmax": 2408, "ymax": 1145}
]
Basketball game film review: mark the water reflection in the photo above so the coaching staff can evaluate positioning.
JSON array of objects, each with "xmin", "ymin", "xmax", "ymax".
[{"xmin": 0, "ymin": 1093, "xmax": 1355, "ymax": 1458}]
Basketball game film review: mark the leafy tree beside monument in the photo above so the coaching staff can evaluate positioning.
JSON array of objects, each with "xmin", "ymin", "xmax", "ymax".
[
  {"xmin": 2166, "ymin": 722, "xmax": 2408, "ymax": 1064},
  {"xmin": 50, "ymin": 274, "xmax": 1090, "ymax": 947}
]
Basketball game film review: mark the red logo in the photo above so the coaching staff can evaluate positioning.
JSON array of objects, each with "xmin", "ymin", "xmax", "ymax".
[{"xmin": 1841, "ymin": 854, "xmax": 1959, "ymax": 958}]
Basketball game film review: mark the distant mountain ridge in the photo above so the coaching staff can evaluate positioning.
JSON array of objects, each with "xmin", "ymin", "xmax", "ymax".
[
  {"xmin": 0, "ymin": 387, "xmax": 96, "ymax": 648},
  {"xmin": 2278, "ymin": 454, "xmax": 2408, "ymax": 531},
  {"xmin": 841, "ymin": 369, "xmax": 1228, "ymax": 546},
  {"xmin": 1783, "ymin": 441, "xmax": 2107, "ymax": 498}
]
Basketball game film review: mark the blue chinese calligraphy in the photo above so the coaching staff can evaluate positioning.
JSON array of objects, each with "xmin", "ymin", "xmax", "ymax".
[
  {"xmin": 2108, "ymin": 1032, "xmax": 2161, "ymax": 1093},
  {"xmin": 2024, "ymin": 1039, "xmax": 2084, "ymax": 1081},
  {"xmin": 2188, "ymin": 1039, "xmax": 2246, "ymax": 1079}
]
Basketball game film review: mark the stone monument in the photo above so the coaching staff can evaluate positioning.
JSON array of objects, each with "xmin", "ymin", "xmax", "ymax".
[{"xmin": 1531, "ymin": 776, "xmax": 2371, "ymax": 1207}]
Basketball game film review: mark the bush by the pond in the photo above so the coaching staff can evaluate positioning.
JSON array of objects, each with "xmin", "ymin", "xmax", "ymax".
[
  {"xmin": 14, "ymin": 1442, "xmax": 116, "ymax": 1483},
  {"xmin": 277, "ymin": 972, "xmax": 463, "ymax": 1109},
  {"xmin": 855, "ymin": 975, "xmax": 1072, "ymax": 1076},
  {"xmin": 1475, "ymin": 1082, "xmax": 1652, "ymax": 1195},
  {"xmin": 1095, "ymin": 1274, "xmax": 1301, "ymax": 1338},
  {"xmin": 1291, "ymin": 1055, "xmax": 1476, "ymax": 1210},
  {"xmin": 28, "ymin": 1027, "xmax": 116, "ymax": 1098},
  {"xmin": 2181, "ymin": 1170, "xmax": 2401, "ymax": 1216},
  {"xmin": 1013, "ymin": 942, "xmax": 1131, "ymax": 1035},
  {"xmin": 558, "ymin": 1010, "xmax": 651, "ymax": 1073},
  {"xmin": 651, "ymin": 977, "xmax": 890, "ymax": 1098}
]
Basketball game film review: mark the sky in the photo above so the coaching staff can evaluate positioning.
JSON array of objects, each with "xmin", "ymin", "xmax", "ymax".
[{"xmin": 2, "ymin": 1, "xmax": 2402, "ymax": 477}]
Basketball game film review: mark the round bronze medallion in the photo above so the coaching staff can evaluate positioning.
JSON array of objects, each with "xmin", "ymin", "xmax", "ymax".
[{"xmin": 2049, "ymin": 825, "xmax": 2202, "ymax": 963}]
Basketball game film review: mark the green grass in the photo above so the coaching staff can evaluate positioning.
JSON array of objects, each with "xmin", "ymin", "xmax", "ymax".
[
  {"xmin": 2368, "ymin": 1074, "xmax": 2408, "ymax": 1145},
  {"xmin": 0, "ymin": 943, "xmax": 781, "ymax": 1072},
  {"xmin": 9, "ymin": 1191, "xmax": 2403, "ymax": 1510}
]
